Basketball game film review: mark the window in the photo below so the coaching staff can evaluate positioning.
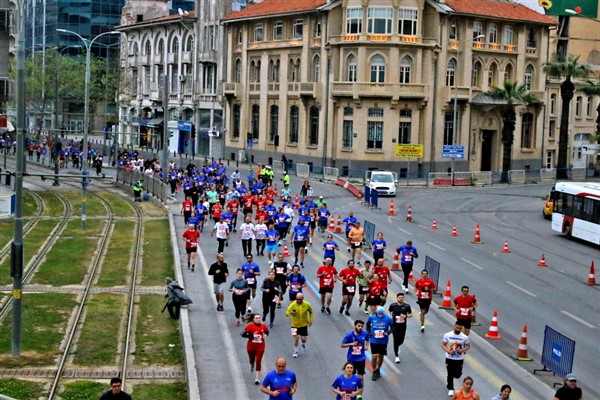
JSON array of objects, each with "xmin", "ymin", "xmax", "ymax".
[
  {"xmin": 289, "ymin": 105, "xmax": 299, "ymax": 144},
  {"xmin": 549, "ymin": 119, "xmax": 556, "ymax": 139},
  {"xmin": 488, "ymin": 62, "xmax": 498, "ymax": 87},
  {"xmin": 270, "ymin": 105, "xmax": 279, "ymax": 142},
  {"xmin": 314, "ymin": 20, "xmax": 322, "ymax": 38},
  {"xmin": 344, "ymin": 107, "xmax": 354, "ymax": 116},
  {"xmin": 157, "ymin": 39, "xmax": 164, "ymax": 55},
  {"xmin": 504, "ymin": 63, "xmax": 514, "ymax": 82},
  {"xmin": 144, "ymin": 66, "xmax": 151, "ymax": 93},
  {"xmin": 233, "ymin": 104, "xmax": 241, "ymax": 139},
  {"xmin": 313, "ymin": 56, "xmax": 321, "ymax": 82},
  {"xmin": 550, "ymin": 94, "xmax": 556, "ymax": 115},
  {"xmin": 398, "ymin": 8, "xmax": 418, "ymax": 35},
  {"xmin": 250, "ymin": 60, "xmax": 261, "ymax": 83},
  {"xmin": 576, "ymin": 96, "xmax": 583, "ymax": 117},
  {"xmin": 273, "ymin": 21, "xmax": 283, "ymax": 40},
  {"xmin": 157, "ymin": 66, "xmax": 164, "ymax": 90},
  {"xmin": 170, "ymin": 68, "xmax": 178, "ymax": 92},
  {"xmin": 488, "ymin": 23, "xmax": 498, "ymax": 43},
  {"xmin": 524, "ymin": 64, "xmax": 534, "ymax": 90},
  {"xmin": 184, "ymin": 65, "xmax": 193, "ymax": 93},
  {"xmin": 346, "ymin": 7, "xmax": 363, "ymax": 34},
  {"xmin": 254, "ymin": 23, "xmax": 264, "ymax": 42},
  {"xmin": 237, "ymin": 29, "xmax": 243, "ymax": 44},
  {"xmin": 399, "ymin": 56, "xmax": 412, "ymax": 84},
  {"xmin": 473, "ymin": 22, "xmax": 483, "ymax": 41},
  {"xmin": 521, "ymin": 112, "xmax": 534, "ymax": 149},
  {"xmin": 185, "ymin": 35, "xmax": 194, "ymax": 52},
  {"xmin": 368, "ymin": 108, "xmax": 384, "ymax": 117},
  {"xmin": 309, "ymin": 106, "xmax": 319, "ymax": 146},
  {"xmin": 289, "ymin": 59, "xmax": 300, "ymax": 82},
  {"xmin": 527, "ymin": 28, "xmax": 536, "ymax": 48},
  {"xmin": 446, "ymin": 58, "xmax": 456, "ymax": 86},
  {"xmin": 449, "ymin": 21, "xmax": 457, "ymax": 40},
  {"xmin": 398, "ymin": 109, "xmax": 412, "ymax": 144},
  {"xmin": 343, "ymin": 120, "xmax": 353, "ymax": 149},
  {"xmin": 294, "ymin": 19, "xmax": 303, "ymax": 39},
  {"xmin": 251, "ymin": 104, "xmax": 260, "ymax": 140},
  {"xmin": 503, "ymin": 26, "xmax": 513, "ymax": 45},
  {"xmin": 367, "ymin": 7, "xmax": 393, "ymax": 34},
  {"xmin": 370, "ymin": 55, "xmax": 386, "ymax": 83},
  {"xmin": 347, "ymin": 55, "xmax": 357, "ymax": 82},
  {"xmin": 546, "ymin": 150, "xmax": 554, "ymax": 169},
  {"xmin": 171, "ymin": 37, "xmax": 179, "ymax": 53},
  {"xmin": 144, "ymin": 40, "xmax": 151, "ymax": 55},
  {"xmin": 209, "ymin": 26, "xmax": 217, "ymax": 50},
  {"xmin": 587, "ymin": 96, "xmax": 594, "ymax": 117},
  {"xmin": 367, "ymin": 122, "xmax": 384, "ymax": 149},
  {"xmin": 235, "ymin": 59, "xmax": 242, "ymax": 83},
  {"xmin": 203, "ymin": 63, "xmax": 216, "ymax": 94},
  {"xmin": 269, "ymin": 59, "xmax": 280, "ymax": 82},
  {"xmin": 444, "ymin": 110, "xmax": 455, "ymax": 145},
  {"xmin": 472, "ymin": 62, "xmax": 482, "ymax": 87}
]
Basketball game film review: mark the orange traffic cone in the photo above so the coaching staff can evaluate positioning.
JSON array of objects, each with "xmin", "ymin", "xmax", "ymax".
[
  {"xmin": 335, "ymin": 215, "xmax": 342, "ymax": 233},
  {"xmin": 538, "ymin": 254, "xmax": 548, "ymax": 267},
  {"xmin": 485, "ymin": 310, "xmax": 501, "ymax": 339},
  {"xmin": 440, "ymin": 280, "xmax": 453, "ymax": 308},
  {"xmin": 329, "ymin": 215, "xmax": 335, "ymax": 231},
  {"xmin": 588, "ymin": 261, "xmax": 597, "ymax": 285},
  {"xmin": 450, "ymin": 225, "xmax": 458, "ymax": 237},
  {"xmin": 431, "ymin": 219, "xmax": 438, "ymax": 230},
  {"xmin": 514, "ymin": 324, "xmax": 531, "ymax": 361},
  {"xmin": 388, "ymin": 199, "xmax": 395, "ymax": 216},
  {"xmin": 408, "ymin": 270, "xmax": 414, "ymax": 281},
  {"xmin": 501, "ymin": 240, "xmax": 511, "ymax": 253},
  {"xmin": 406, "ymin": 205, "xmax": 413, "ymax": 222},
  {"xmin": 472, "ymin": 224, "xmax": 483, "ymax": 244},
  {"xmin": 283, "ymin": 244, "xmax": 291, "ymax": 257},
  {"xmin": 295, "ymin": 193, "xmax": 299, "ymax": 208},
  {"xmin": 391, "ymin": 252, "xmax": 400, "ymax": 271}
]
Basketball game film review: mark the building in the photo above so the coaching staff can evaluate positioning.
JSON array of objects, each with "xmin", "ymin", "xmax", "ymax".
[
  {"xmin": 0, "ymin": 1, "xmax": 10, "ymax": 115},
  {"xmin": 117, "ymin": 0, "xmax": 233, "ymax": 157},
  {"xmin": 221, "ymin": 0, "xmax": 557, "ymax": 175}
]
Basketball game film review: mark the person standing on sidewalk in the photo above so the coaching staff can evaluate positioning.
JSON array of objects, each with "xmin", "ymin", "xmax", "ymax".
[
  {"xmin": 208, "ymin": 253, "xmax": 229, "ymax": 312},
  {"xmin": 397, "ymin": 240, "xmax": 418, "ymax": 294},
  {"xmin": 285, "ymin": 293, "xmax": 314, "ymax": 358},
  {"xmin": 388, "ymin": 293, "xmax": 412, "ymax": 363},
  {"xmin": 441, "ymin": 323, "xmax": 471, "ymax": 397}
]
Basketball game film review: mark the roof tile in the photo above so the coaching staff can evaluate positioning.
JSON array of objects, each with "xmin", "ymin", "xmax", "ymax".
[
  {"xmin": 443, "ymin": 0, "xmax": 556, "ymax": 24},
  {"xmin": 223, "ymin": 0, "xmax": 328, "ymax": 22}
]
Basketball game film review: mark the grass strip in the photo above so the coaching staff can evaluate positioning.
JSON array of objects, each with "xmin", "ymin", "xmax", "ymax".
[
  {"xmin": 60, "ymin": 381, "xmax": 106, "ymax": 400},
  {"xmin": 22, "ymin": 191, "xmax": 37, "ymax": 217},
  {"xmin": 97, "ymin": 220, "xmax": 136, "ymax": 287},
  {"xmin": 38, "ymin": 192, "xmax": 65, "ymax": 216},
  {"xmin": 141, "ymin": 219, "xmax": 173, "ymax": 286},
  {"xmin": 0, "ymin": 220, "xmax": 13, "ymax": 250},
  {"xmin": 31, "ymin": 236, "xmax": 97, "ymax": 286},
  {"xmin": 72, "ymin": 293, "xmax": 126, "ymax": 366},
  {"xmin": 62, "ymin": 191, "xmax": 107, "ymax": 218},
  {"xmin": 66, "ymin": 218, "xmax": 104, "ymax": 236},
  {"xmin": 0, "ymin": 219, "xmax": 59, "ymax": 286},
  {"xmin": 95, "ymin": 192, "xmax": 135, "ymax": 218},
  {"xmin": 133, "ymin": 294, "xmax": 183, "ymax": 366},
  {"xmin": 0, "ymin": 293, "xmax": 76, "ymax": 368},
  {"xmin": 132, "ymin": 381, "xmax": 187, "ymax": 400},
  {"xmin": 0, "ymin": 379, "xmax": 45, "ymax": 399}
]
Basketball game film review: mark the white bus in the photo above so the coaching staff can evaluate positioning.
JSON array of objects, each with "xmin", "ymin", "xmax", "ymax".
[{"xmin": 551, "ymin": 181, "xmax": 600, "ymax": 245}]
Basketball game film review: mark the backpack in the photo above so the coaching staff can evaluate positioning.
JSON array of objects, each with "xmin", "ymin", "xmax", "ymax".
[{"xmin": 167, "ymin": 282, "xmax": 193, "ymax": 305}]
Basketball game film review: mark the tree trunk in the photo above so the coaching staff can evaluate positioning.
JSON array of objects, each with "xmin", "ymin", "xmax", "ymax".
[
  {"xmin": 557, "ymin": 78, "xmax": 574, "ymax": 179},
  {"xmin": 501, "ymin": 108, "xmax": 516, "ymax": 183}
]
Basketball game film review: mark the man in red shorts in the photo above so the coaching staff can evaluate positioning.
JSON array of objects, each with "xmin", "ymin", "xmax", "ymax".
[
  {"xmin": 316, "ymin": 257, "xmax": 338, "ymax": 315},
  {"xmin": 182, "ymin": 223, "xmax": 200, "ymax": 271},
  {"xmin": 453, "ymin": 285, "xmax": 477, "ymax": 335},
  {"xmin": 414, "ymin": 269, "xmax": 436, "ymax": 333}
]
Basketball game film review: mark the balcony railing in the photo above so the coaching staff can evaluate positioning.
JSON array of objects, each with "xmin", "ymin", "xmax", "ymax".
[
  {"xmin": 472, "ymin": 41, "xmax": 517, "ymax": 53},
  {"xmin": 223, "ymin": 82, "xmax": 240, "ymax": 97},
  {"xmin": 331, "ymin": 82, "xmax": 426, "ymax": 98},
  {"xmin": 330, "ymin": 34, "xmax": 422, "ymax": 45}
]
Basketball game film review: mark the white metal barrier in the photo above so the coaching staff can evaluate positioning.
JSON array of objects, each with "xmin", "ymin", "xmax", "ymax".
[
  {"xmin": 452, "ymin": 171, "xmax": 473, "ymax": 186},
  {"xmin": 323, "ymin": 167, "xmax": 339, "ymax": 181},
  {"xmin": 272, "ymin": 160, "xmax": 285, "ymax": 173},
  {"xmin": 296, "ymin": 163, "xmax": 310, "ymax": 178},
  {"xmin": 471, "ymin": 171, "xmax": 492, "ymax": 186},
  {"xmin": 508, "ymin": 170, "xmax": 525, "ymax": 184},
  {"xmin": 540, "ymin": 168, "xmax": 556, "ymax": 183}
]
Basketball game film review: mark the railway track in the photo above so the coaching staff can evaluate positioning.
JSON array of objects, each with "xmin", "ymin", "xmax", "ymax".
[{"xmin": 0, "ymin": 191, "xmax": 44, "ymax": 264}]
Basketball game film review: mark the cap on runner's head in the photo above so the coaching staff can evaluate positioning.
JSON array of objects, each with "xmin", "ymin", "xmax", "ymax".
[
  {"xmin": 319, "ymin": 196, "xmax": 324, "ymax": 199},
  {"xmin": 566, "ymin": 374, "xmax": 577, "ymax": 381},
  {"xmin": 376, "ymin": 306, "xmax": 386, "ymax": 315}
]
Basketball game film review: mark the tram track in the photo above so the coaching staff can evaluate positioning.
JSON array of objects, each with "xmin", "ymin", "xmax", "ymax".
[{"xmin": 0, "ymin": 191, "xmax": 44, "ymax": 264}]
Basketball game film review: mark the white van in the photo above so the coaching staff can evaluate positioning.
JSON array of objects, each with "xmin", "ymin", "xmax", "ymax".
[{"xmin": 364, "ymin": 170, "xmax": 398, "ymax": 197}]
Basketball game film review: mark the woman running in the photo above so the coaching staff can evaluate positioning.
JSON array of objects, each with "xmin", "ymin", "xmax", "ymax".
[{"xmin": 241, "ymin": 314, "xmax": 270, "ymax": 385}]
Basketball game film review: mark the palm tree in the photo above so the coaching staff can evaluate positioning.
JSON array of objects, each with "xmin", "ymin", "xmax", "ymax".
[
  {"xmin": 543, "ymin": 55, "xmax": 592, "ymax": 179},
  {"xmin": 580, "ymin": 75, "xmax": 600, "ymax": 135},
  {"xmin": 486, "ymin": 81, "xmax": 540, "ymax": 183}
]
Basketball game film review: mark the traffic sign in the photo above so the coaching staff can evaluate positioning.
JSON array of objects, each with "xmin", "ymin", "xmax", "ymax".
[
  {"xmin": 395, "ymin": 144, "xmax": 423, "ymax": 158},
  {"xmin": 442, "ymin": 145, "xmax": 464, "ymax": 159}
]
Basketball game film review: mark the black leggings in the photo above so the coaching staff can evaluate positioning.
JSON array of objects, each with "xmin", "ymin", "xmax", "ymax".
[
  {"xmin": 401, "ymin": 263, "xmax": 413, "ymax": 288},
  {"xmin": 276, "ymin": 225, "xmax": 288, "ymax": 240},
  {"xmin": 232, "ymin": 294, "xmax": 247, "ymax": 319},
  {"xmin": 262, "ymin": 296, "xmax": 277, "ymax": 324},
  {"xmin": 445, "ymin": 358, "xmax": 464, "ymax": 390},
  {"xmin": 392, "ymin": 324, "xmax": 407, "ymax": 356},
  {"xmin": 242, "ymin": 239, "xmax": 253, "ymax": 256},
  {"xmin": 256, "ymin": 239, "xmax": 265, "ymax": 254},
  {"xmin": 217, "ymin": 238, "xmax": 226, "ymax": 253}
]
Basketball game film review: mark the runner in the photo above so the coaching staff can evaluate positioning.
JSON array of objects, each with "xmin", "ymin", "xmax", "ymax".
[
  {"xmin": 260, "ymin": 357, "xmax": 298, "ymax": 399},
  {"xmin": 371, "ymin": 232, "xmax": 387, "ymax": 264},
  {"xmin": 317, "ymin": 202, "xmax": 331, "ymax": 236},
  {"xmin": 397, "ymin": 240, "xmax": 418, "ymax": 294},
  {"xmin": 388, "ymin": 292, "xmax": 412, "ymax": 363},
  {"xmin": 260, "ymin": 270, "xmax": 281, "ymax": 328},
  {"xmin": 366, "ymin": 306, "xmax": 393, "ymax": 381},
  {"xmin": 208, "ymin": 253, "xmax": 229, "ymax": 312},
  {"xmin": 182, "ymin": 223, "xmax": 200, "ymax": 272},
  {"xmin": 373, "ymin": 258, "xmax": 392, "ymax": 305},
  {"xmin": 195, "ymin": 197, "xmax": 209, "ymax": 232},
  {"xmin": 241, "ymin": 255, "xmax": 261, "ymax": 312},
  {"xmin": 255, "ymin": 216, "xmax": 268, "ymax": 256},
  {"xmin": 229, "ymin": 269, "xmax": 250, "ymax": 326},
  {"xmin": 454, "ymin": 285, "xmax": 477, "ymax": 335},
  {"xmin": 239, "ymin": 216, "xmax": 256, "ymax": 257},
  {"xmin": 451, "ymin": 376, "xmax": 480, "ymax": 400},
  {"xmin": 323, "ymin": 234, "xmax": 340, "ymax": 266},
  {"xmin": 331, "ymin": 363, "xmax": 364, "ymax": 400},
  {"xmin": 441, "ymin": 323, "xmax": 471, "ymax": 396},
  {"xmin": 291, "ymin": 219, "xmax": 310, "ymax": 268},
  {"xmin": 286, "ymin": 265, "xmax": 307, "ymax": 302},
  {"xmin": 271, "ymin": 253, "xmax": 292, "ymax": 307},
  {"xmin": 211, "ymin": 216, "xmax": 230, "ymax": 254},
  {"xmin": 340, "ymin": 320, "xmax": 369, "ymax": 384},
  {"xmin": 265, "ymin": 222, "xmax": 280, "ymax": 262},
  {"xmin": 348, "ymin": 222, "xmax": 365, "ymax": 266},
  {"xmin": 275, "ymin": 208, "xmax": 292, "ymax": 245},
  {"xmin": 285, "ymin": 293, "xmax": 314, "ymax": 358},
  {"xmin": 241, "ymin": 314, "xmax": 270, "ymax": 385},
  {"xmin": 414, "ymin": 269, "xmax": 436, "ymax": 332},
  {"xmin": 357, "ymin": 260, "xmax": 373, "ymax": 314},
  {"xmin": 338, "ymin": 260, "xmax": 363, "ymax": 316},
  {"xmin": 316, "ymin": 258, "xmax": 338, "ymax": 315},
  {"xmin": 180, "ymin": 195, "xmax": 194, "ymax": 224},
  {"xmin": 366, "ymin": 273, "xmax": 385, "ymax": 314}
]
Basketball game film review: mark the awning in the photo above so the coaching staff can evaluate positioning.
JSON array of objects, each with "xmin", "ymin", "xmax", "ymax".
[
  {"xmin": 148, "ymin": 118, "xmax": 164, "ymax": 127},
  {"xmin": 471, "ymin": 93, "xmax": 509, "ymax": 106}
]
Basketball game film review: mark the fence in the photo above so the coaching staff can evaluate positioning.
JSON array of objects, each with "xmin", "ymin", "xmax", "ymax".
[
  {"xmin": 535, "ymin": 325, "xmax": 576, "ymax": 380},
  {"xmin": 116, "ymin": 167, "xmax": 169, "ymax": 202},
  {"xmin": 424, "ymin": 256, "xmax": 441, "ymax": 295},
  {"xmin": 362, "ymin": 187, "xmax": 381, "ymax": 209},
  {"xmin": 363, "ymin": 219, "xmax": 375, "ymax": 250}
]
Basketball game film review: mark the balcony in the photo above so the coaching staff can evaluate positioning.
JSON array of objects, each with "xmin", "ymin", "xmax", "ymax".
[
  {"xmin": 330, "ymin": 34, "xmax": 423, "ymax": 46},
  {"xmin": 472, "ymin": 41, "xmax": 518, "ymax": 53},
  {"xmin": 223, "ymin": 82, "xmax": 240, "ymax": 97},
  {"xmin": 526, "ymin": 47, "xmax": 538, "ymax": 57},
  {"xmin": 445, "ymin": 86, "xmax": 471, "ymax": 102},
  {"xmin": 331, "ymin": 82, "xmax": 426, "ymax": 99},
  {"xmin": 287, "ymin": 82, "xmax": 318, "ymax": 98}
]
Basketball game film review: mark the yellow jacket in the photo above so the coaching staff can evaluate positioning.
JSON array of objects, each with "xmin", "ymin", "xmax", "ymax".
[{"xmin": 285, "ymin": 300, "xmax": 314, "ymax": 327}]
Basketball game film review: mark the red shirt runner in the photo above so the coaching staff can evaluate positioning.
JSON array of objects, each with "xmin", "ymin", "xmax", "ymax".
[
  {"xmin": 243, "ymin": 323, "xmax": 269, "ymax": 351},
  {"xmin": 373, "ymin": 265, "xmax": 391, "ymax": 289},
  {"xmin": 182, "ymin": 229, "xmax": 200, "ymax": 249},
  {"xmin": 317, "ymin": 265, "xmax": 338, "ymax": 289},
  {"xmin": 415, "ymin": 278, "xmax": 436, "ymax": 300},
  {"xmin": 454, "ymin": 294, "xmax": 477, "ymax": 320},
  {"xmin": 338, "ymin": 268, "xmax": 362, "ymax": 286}
]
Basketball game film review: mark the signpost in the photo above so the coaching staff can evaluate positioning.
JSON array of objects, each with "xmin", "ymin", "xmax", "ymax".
[
  {"xmin": 442, "ymin": 145, "xmax": 465, "ymax": 159},
  {"xmin": 395, "ymin": 144, "xmax": 423, "ymax": 181}
]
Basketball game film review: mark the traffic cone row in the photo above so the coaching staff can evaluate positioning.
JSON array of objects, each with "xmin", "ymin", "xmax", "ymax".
[
  {"xmin": 329, "ymin": 215, "xmax": 335, "ymax": 231},
  {"xmin": 514, "ymin": 324, "xmax": 531, "ymax": 361},
  {"xmin": 388, "ymin": 199, "xmax": 395, "ymax": 216},
  {"xmin": 335, "ymin": 215, "xmax": 342, "ymax": 233},
  {"xmin": 472, "ymin": 224, "xmax": 483, "ymax": 244},
  {"xmin": 440, "ymin": 280, "xmax": 453, "ymax": 308},
  {"xmin": 501, "ymin": 240, "xmax": 511, "ymax": 253},
  {"xmin": 406, "ymin": 204, "xmax": 413, "ymax": 222},
  {"xmin": 450, "ymin": 225, "xmax": 458, "ymax": 237},
  {"xmin": 431, "ymin": 219, "xmax": 438, "ymax": 230},
  {"xmin": 485, "ymin": 310, "xmax": 501, "ymax": 339},
  {"xmin": 283, "ymin": 243, "xmax": 291, "ymax": 257},
  {"xmin": 588, "ymin": 261, "xmax": 597, "ymax": 285},
  {"xmin": 391, "ymin": 252, "xmax": 400, "ymax": 271},
  {"xmin": 538, "ymin": 254, "xmax": 548, "ymax": 267}
]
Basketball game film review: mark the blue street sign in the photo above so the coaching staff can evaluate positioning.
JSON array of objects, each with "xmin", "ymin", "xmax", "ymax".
[{"xmin": 442, "ymin": 145, "xmax": 465, "ymax": 159}]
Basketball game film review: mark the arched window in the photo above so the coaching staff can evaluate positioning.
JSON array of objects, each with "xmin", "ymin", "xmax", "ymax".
[
  {"xmin": 575, "ymin": 96, "xmax": 583, "ymax": 117},
  {"xmin": 488, "ymin": 24, "xmax": 498, "ymax": 43},
  {"xmin": 370, "ymin": 55, "xmax": 385, "ymax": 83},
  {"xmin": 132, "ymin": 42, "xmax": 139, "ymax": 55},
  {"xmin": 232, "ymin": 104, "xmax": 241, "ymax": 139},
  {"xmin": 250, "ymin": 60, "xmax": 261, "ymax": 83},
  {"xmin": 488, "ymin": 62, "xmax": 498, "ymax": 87},
  {"xmin": 521, "ymin": 112, "xmax": 534, "ymax": 149},
  {"xmin": 503, "ymin": 26, "xmax": 513, "ymax": 45},
  {"xmin": 157, "ymin": 39, "xmax": 164, "ymax": 55},
  {"xmin": 399, "ymin": 56, "xmax": 411, "ymax": 84},
  {"xmin": 446, "ymin": 58, "xmax": 456, "ymax": 86},
  {"xmin": 309, "ymin": 106, "xmax": 319, "ymax": 145},
  {"xmin": 144, "ymin": 40, "xmax": 151, "ymax": 55},
  {"xmin": 289, "ymin": 105, "xmax": 299, "ymax": 144},
  {"xmin": 235, "ymin": 59, "xmax": 242, "ymax": 83},
  {"xmin": 587, "ymin": 96, "xmax": 594, "ymax": 117},
  {"xmin": 473, "ymin": 22, "xmax": 483, "ymax": 40},
  {"xmin": 171, "ymin": 37, "xmax": 179, "ymax": 53},
  {"xmin": 504, "ymin": 63, "xmax": 514, "ymax": 82},
  {"xmin": 472, "ymin": 61, "xmax": 482, "ymax": 87},
  {"xmin": 270, "ymin": 105, "xmax": 279, "ymax": 142},
  {"xmin": 313, "ymin": 55, "xmax": 321, "ymax": 82},
  {"xmin": 524, "ymin": 64, "xmax": 534, "ymax": 90},
  {"xmin": 288, "ymin": 58, "xmax": 300, "ymax": 82},
  {"xmin": 186, "ymin": 35, "xmax": 194, "ymax": 52},
  {"xmin": 269, "ymin": 59, "xmax": 280, "ymax": 82},
  {"xmin": 251, "ymin": 104, "xmax": 260, "ymax": 140},
  {"xmin": 347, "ymin": 54, "xmax": 357, "ymax": 82}
]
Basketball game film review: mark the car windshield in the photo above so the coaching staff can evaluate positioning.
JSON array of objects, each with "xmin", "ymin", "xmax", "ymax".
[{"xmin": 371, "ymin": 174, "xmax": 393, "ymax": 183}]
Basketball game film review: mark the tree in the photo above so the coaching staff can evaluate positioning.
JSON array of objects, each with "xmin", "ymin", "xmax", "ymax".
[
  {"xmin": 485, "ymin": 80, "xmax": 540, "ymax": 183},
  {"xmin": 580, "ymin": 75, "xmax": 600, "ymax": 135},
  {"xmin": 543, "ymin": 54, "xmax": 592, "ymax": 179}
]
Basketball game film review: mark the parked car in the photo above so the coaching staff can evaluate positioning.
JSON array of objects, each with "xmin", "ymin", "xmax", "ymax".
[{"xmin": 543, "ymin": 192, "xmax": 553, "ymax": 219}]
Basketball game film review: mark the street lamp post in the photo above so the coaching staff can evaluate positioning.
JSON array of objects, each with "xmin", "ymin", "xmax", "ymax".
[{"xmin": 56, "ymin": 29, "xmax": 120, "ymax": 229}]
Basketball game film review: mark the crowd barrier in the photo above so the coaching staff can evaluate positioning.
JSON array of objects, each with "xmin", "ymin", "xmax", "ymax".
[
  {"xmin": 424, "ymin": 255, "xmax": 441, "ymax": 295},
  {"xmin": 534, "ymin": 325, "xmax": 576, "ymax": 380},
  {"xmin": 296, "ymin": 163, "xmax": 310, "ymax": 179},
  {"xmin": 116, "ymin": 167, "xmax": 169, "ymax": 202},
  {"xmin": 363, "ymin": 220, "xmax": 375, "ymax": 250}
]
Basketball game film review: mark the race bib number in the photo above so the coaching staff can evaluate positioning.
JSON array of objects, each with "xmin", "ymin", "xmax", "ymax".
[
  {"xmin": 420, "ymin": 292, "xmax": 429, "ymax": 299},
  {"xmin": 252, "ymin": 333, "xmax": 263, "ymax": 344},
  {"xmin": 291, "ymin": 328, "xmax": 298, "ymax": 336},
  {"xmin": 395, "ymin": 315, "xmax": 406, "ymax": 324},
  {"xmin": 190, "ymin": 241, "xmax": 197, "ymax": 247},
  {"xmin": 354, "ymin": 242, "xmax": 361, "ymax": 246},
  {"xmin": 351, "ymin": 345, "xmax": 363, "ymax": 355},
  {"xmin": 374, "ymin": 329, "xmax": 385, "ymax": 339},
  {"xmin": 296, "ymin": 235, "xmax": 304, "ymax": 241},
  {"xmin": 404, "ymin": 255, "xmax": 412, "ymax": 262},
  {"xmin": 234, "ymin": 289, "xmax": 244, "ymax": 295},
  {"xmin": 276, "ymin": 267, "xmax": 284, "ymax": 274},
  {"xmin": 246, "ymin": 278, "xmax": 255, "ymax": 285},
  {"xmin": 324, "ymin": 279, "xmax": 332, "ymax": 286},
  {"xmin": 346, "ymin": 286, "xmax": 355, "ymax": 293},
  {"xmin": 291, "ymin": 283, "xmax": 299, "ymax": 290},
  {"xmin": 460, "ymin": 308, "xmax": 469, "ymax": 316}
]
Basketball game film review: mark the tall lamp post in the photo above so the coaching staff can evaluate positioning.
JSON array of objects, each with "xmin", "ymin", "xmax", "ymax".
[
  {"xmin": 56, "ymin": 29, "xmax": 120, "ymax": 229},
  {"xmin": 451, "ymin": 34, "xmax": 485, "ymax": 181}
]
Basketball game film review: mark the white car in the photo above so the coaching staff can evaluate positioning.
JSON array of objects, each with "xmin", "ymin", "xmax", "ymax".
[{"xmin": 365, "ymin": 170, "xmax": 398, "ymax": 197}]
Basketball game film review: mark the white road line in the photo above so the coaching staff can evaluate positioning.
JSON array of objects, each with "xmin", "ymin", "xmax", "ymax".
[
  {"xmin": 427, "ymin": 241, "xmax": 445, "ymax": 251},
  {"xmin": 394, "ymin": 225, "xmax": 412, "ymax": 235},
  {"xmin": 506, "ymin": 281, "xmax": 537, "ymax": 298},
  {"xmin": 460, "ymin": 258, "xmax": 485, "ymax": 271},
  {"xmin": 560, "ymin": 310, "xmax": 597, "ymax": 329}
]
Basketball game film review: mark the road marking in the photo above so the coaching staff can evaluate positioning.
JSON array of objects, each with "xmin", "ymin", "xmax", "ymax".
[
  {"xmin": 506, "ymin": 281, "xmax": 537, "ymax": 297},
  {"xmin": 560, "ymin": 310, "xmax": 596, "ymax": 329},
  {"xmin": 460, "ymin": 258, "xmax": 485, "ymax": 271},
  {"xmin": 427, "ymin": 241, "xmax": 445, "ymax": 251},
  {"xmin": 394, "ymin": 225, "xmax": 412, "ymax": 235}
]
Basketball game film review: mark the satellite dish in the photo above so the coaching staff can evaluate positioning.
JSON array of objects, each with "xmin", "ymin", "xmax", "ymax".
[{"xmin": 178, "ymin": 8, "xmax": 184, "ymax": 15}]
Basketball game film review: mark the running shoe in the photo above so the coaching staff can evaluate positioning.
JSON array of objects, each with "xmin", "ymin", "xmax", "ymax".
[
  {"xmin": 364, "ymin": 308, "xmax": 369, "ymax": 314},
  {"xmin": 269, "ymin": 323, "xmax": 273, "ymax": 328},
  {"xmin": 301, "ymin": 343, "xmax": 306, "ymax": 351},
  {"xmin": 356, "ymin": 261, "xmax": 361, "ymax": 266},
  {"xmin": 321, "ymin": 307, "xmax": 325, "ymax": 313},
  {"xmin": 254, "ymin": 379, "xmax": 260, "ymax": 385},
  {"xmin": 247, "ymin": 307, "xmax": 252, "ymax": 313},
  {"xmin": 304, "ymin": 248, "xmax": 308, "ymax": 254},
  {"xmin": 404, "ymin": 287, "xmax": 409, "ymax": 294},
  {"xmin": 300, "ymin": 263, "xmax": 304, "ymax": 268},
  {"xmin": 395, "ymin": 356, "xmax": 400, "ymax": 364},
  {"xmin": 339, "ymin": 306, "xmax": 344, "ymax": 314},
  {"xmin": 216, "ymin": 305, "xmax": 220, "ymax": 311},
  {"xmin": 277, "ymin": 303, "xmax": 282, "ymax": 309},
  {"xmin": 250, "ymin": 364, "xmax": 255, "ymax": 373},
  {"xmin": 347, "ymin": 247, "xmax": 351, "ymax": 253},
  {"xmin": 326, "ymin": 308, "xmax": 331, "ymax": 315},
  {"xmin": 293, "ymin": 351, "xmax": 299, "ymax": 358},
  {"xmin": 345, "ymin": 310, "xmax": 351, "ymax": 316},
  {"xmin": 448, "ymin": 390, "xmax": 454, "ymax": 396},
  {"xmin": 191, "ymin": 265, "xmax": 195, "ymax": 272},
  {"xmin": 421, "ymin": 325, "xmax": 425, "ymax": 333}
]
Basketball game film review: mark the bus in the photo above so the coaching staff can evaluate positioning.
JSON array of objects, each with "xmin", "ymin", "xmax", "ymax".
[{"xmin": 551, "ymin": 181, "xmax": 600, "ymax": 245}]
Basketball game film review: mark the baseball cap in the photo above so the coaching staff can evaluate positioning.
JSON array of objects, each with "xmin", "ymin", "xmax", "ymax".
[
  {"xmin": 319, "ymin": 195, "xmax": 324, "ymax": 199},
  {"xmin": 376, "ymin": 306, "xmax": 385, "ymax": 314},
  {"xmin": 566, "ymin": 373, "xmax": 577, "ymax": 381}
]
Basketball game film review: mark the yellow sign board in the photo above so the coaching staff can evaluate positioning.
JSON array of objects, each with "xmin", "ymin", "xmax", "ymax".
[{"xmin": 395, "ymin": 144, "xmax": 423, "ymax": 158}]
